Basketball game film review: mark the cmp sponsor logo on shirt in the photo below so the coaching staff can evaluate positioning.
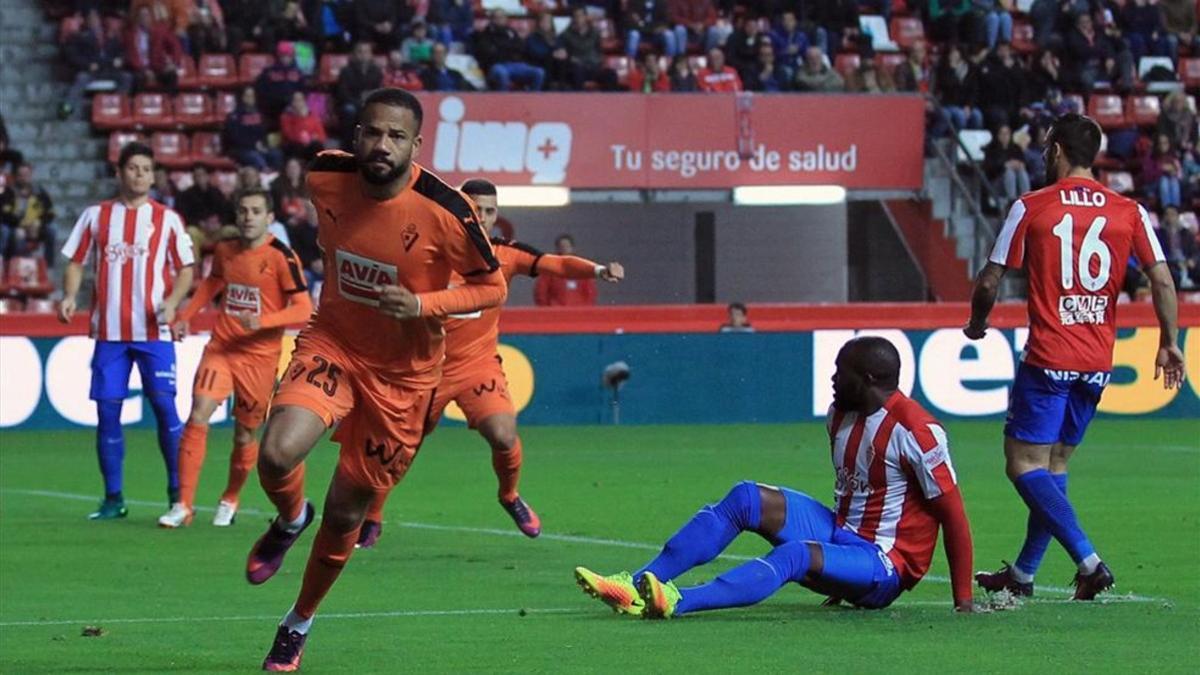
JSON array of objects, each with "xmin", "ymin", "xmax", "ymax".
[
  {"xmin": 1058, "ymin": 294, "xmax": 1109, "ymax": 326},
  {"xmin": 335, "ymin": 249, "xmax": 397, "ymax": 306}
]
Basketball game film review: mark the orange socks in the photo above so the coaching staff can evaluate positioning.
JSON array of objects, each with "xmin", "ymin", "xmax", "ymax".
[
  {"xmin": 294, "ymin": 521, "xmax": 360, "ymax": 619},
  {"xmin": 221, "ymin": 440, "xmax": 259, "ymax": 505},
  {"xmin": 260, "ymin": 461, "xmax": 307, "ymax": 524},
  {"xmin": 493, "ymin": 437, "xmax": 523, "ymax": 502},
  {"xmin": 178, "ymin": 422, "xmax": 209, "ymax": 509}
]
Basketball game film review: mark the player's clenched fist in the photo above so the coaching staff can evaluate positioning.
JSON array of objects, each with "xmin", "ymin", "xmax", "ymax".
[
  {"xmin": 375, "ymin": 284, "xmax": 421, "ymax": 320},
  {"xmin": 600, "ymin": 262, "xmax": 625, "ymax": 283}
]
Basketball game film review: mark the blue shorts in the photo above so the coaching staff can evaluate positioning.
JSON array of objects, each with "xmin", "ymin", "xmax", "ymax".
[
  {"xmin": 1005, "ymin": 362, "xmax": 1110, "ymax": 446},
  {"xmin": 90, "ymin": 341, "xmax": 177, "ymax": 401},
  {"xmin": 773, "ymin": 487, "xmax": 902, "ymax": 609}
]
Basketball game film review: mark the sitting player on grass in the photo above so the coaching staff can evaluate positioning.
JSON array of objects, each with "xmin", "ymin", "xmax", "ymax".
[{"xmin": 575, "ymin": 337, "xmax": 977, "ymax": 617}]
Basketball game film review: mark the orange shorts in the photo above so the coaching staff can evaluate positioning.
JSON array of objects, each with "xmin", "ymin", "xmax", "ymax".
[
  {"xmin": 431, "ymin": 353, "xmax": 516, "ymax": 429},
  {"xmin": 271, "ymin": 327, "xmax": 435, "ymax": 493},
  {"xmin": 192, "ymin": 342, "xmax": 279, "ymax": 428}
]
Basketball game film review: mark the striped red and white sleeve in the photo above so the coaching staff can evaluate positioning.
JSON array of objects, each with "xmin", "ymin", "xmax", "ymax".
[
  {"xmin": 164, "ymin": 209, "xmax": 196, "ymax": 269},
  {"xmin": 988, "ymin": 198, "xmax": 1030, "ymax": 269},
  {"xmin": 61, "ymin": 205, "xmax": 100, "ymax": 266},
  {"xmin": 898, "ymin": 423, "xmax": 957, "ymax": 500},
  {"xmin": 1134, "ymin": 204, "xmax": 1167, "ymax": 268}
]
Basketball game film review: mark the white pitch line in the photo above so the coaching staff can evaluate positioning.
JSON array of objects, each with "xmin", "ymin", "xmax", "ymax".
[
  {"xmin": 0, "ymin": 488, "xmax": 1170, "ymax": 607},
  {"xmin": 0, "ymin": 608, "xmax": 579, "ymax": 628}
]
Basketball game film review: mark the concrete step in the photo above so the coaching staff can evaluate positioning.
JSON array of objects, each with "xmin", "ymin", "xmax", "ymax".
[
  {"xmin": 0, "ymin": 42, "xmax": 60, "ymax": 64},
  {"xmin": 20, "ymin": 141, "xmax": 105, "ymax": 162},
  {"xmin": 7, "ymin": 119, "xmax": 94, "ymax": 142},
  {"xmin": 2, "ymin": 5, "xmax": 45, "ymax": 27},
  {"xmin": 1, "ymin": 82, "xmax": 68, "ymax": 103}
]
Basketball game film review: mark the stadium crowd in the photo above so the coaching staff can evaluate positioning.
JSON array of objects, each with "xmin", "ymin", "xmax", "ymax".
[{"xmin": 2, "ymin": 0, "xmax": 1200, "ymax": 305}]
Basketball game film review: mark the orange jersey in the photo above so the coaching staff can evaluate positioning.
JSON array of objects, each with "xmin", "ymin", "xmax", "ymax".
[
  {"xmin": 307, "ymin": 152, "xmax": 505, "ymax": 385},
  {"xmin": 443, "ymin": 239, "xmax": 599, "ymax": 379},
  {"xmin": 178, "ymin": 235, "xmax": 311, "ymax": 356}
]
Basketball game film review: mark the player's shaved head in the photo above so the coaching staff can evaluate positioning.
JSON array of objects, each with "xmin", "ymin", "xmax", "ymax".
[
  {"xmin": 832, "ymin": 337, "xmax": 901, "ymax": 412},
  {"xmin": 359, "ymin": 88, "xmax": 423, "ymax": 133}
]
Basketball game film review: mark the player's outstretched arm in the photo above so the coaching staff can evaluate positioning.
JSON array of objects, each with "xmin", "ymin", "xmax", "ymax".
[
  {"xmin": 927, "ymin": 488, "xmax": 976, "ymax": 612},
  {"xmin": 965, "ymin": 262, "xmax": 1006, "ymax": 340},
  {"xmin": 536, "ymin": 255, "xmax": 625, "ymax": 283},
  {"xmin": 257, "ymin": 290, "xmax": 315, "ymax": 330},
  {"xmin": 1146, "ymin": 262, "xmax": 1186, "ymax": 389}
]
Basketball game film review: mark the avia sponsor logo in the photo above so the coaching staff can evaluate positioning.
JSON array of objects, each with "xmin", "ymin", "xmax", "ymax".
[
  {"xmin": 1041, "ymin": 369, "xmax": 1111, "ymax": 386},
  {"xmin": 431, "ymin": 97, "xmax": 572, "ymax": 184},
  {"xmin": 104, "ymin": 242, "xmax": 148, "ymax": 264},
  {"xmin": 1058, "ymin": 294, "xmax": 1109, "ymax": 326},
  {"xmin": 224, "ymin": 283, "xmax": 261, "ymax": 315},
  {"xmin": 1059, "ymin": 187, "xmax": 1107, "ymax": 208},
  {"xmin": 335, "ymin": 249, "xmax": 398, "ymax": 306}
]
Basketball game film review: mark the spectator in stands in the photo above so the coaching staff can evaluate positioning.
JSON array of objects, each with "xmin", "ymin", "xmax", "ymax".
[
  {"xmin": 1027, "ymin": 0, "xmax": 1087, "ymax": 50},
  {"xmin": 267, "ymin": 1, "xmax": 312, "ymax": 46},
  {"xmin": 847, "ymin": 56, "xmax": 896, "ymax": 93},
  {"xmin": 1157, "ymin": 206, "xmax": 1198, "ymax": 288},
  {"xmin": 669, "ymin": 55, "xmax": 698, "ymax": 91},
  {"xmin": 697, "ymin": 47, "xmax": 742, "ymax": 92},
  {"xmin": 474, "ymin": 9, "xmax": 545, "ymax": 91},
  {"xmin": 335, "ymin": 41, "xmax": 384, "ymax": 144},
  {"xmin": 1022, "ymin": 124, "xmax": 1049, "ymax": 188},
  {"xmin": 668, "ymin": 0, "xmax": 720, "ymax": 54},
  {"xmin": 560, "ymin": 7, "xmax": 613, "ymax": 90},
  {"xmin": 983, "ymin": 124, "xmax": 1030, "ymax": 206},
  {"xmin": 187, "ymin": 0, "xmax": 227, "ymax": 58},
  {"xmin": 280, "ymin": 91, "xmax": 327, "ymax": 160},
  {"xmin": 726, "ymin": 15, "xmax": 766, "ymax": 75},
  {"xmin": 428, "ymin": 0, "xmax": 474, "ymax": 46},
  {"xmin": 894, "ymin": 39, "xmax": 931, "ymax": 93},
  {"xmin": 1026, "ymin": 48, "xmax": 1063, "ymax": 105},
  {"xmin": 1158, "ymin": 91, "xmax": 1196, "ymax": 152},
  {"xmin": 770, "ymin": 10, "xmax": 809, "ymax": 69},
  {"xmin": 927, "ymin": 0, "xmax": 981, "ymax": 47},
  {"xmin": 719, "ymin": 302, "xmax": 754, "ymax": 333},
  {"xmin": 224, "ymin": 86, "xmax": 281, "ymax": 171},
  {"xmin": 811, "ymin": 0, "xmax": 859, "ymax": 57},
  {"xmin": 1064, "ymin": 11, "xmax": 1134, "ymax": 93},
  {"xmin": 745, "ymin": 39, "xmax": 790, "ymax": 92},
  {"xmin": 1119, "ymin": 0, "xmax": 1173, "ymax": 61},
  {"xmin": 0, "ymin": 163, "xmax": 55, "ymax": 263},
  {"xmin": 309, "ymin": 0, "xmax": 354, "ymax": 51},
  {"xmin": 384, "ymin": 49, "xmax": 425, "ymax": 90},
  {"xmin": 354, "ymin": 0, "xmax": 401, "ymax": 51},
  {"xmin": 629, "ymin": 51, "xmax": 670, "ymax": 93},
  {"xmin": 421, "ymin": 42, "xmax": 474, "ymax": 91},
  {"xmin": 1144, "ymin": 132, "xmax": 1185, "ymax": 208},
  {"xmin": 977, "ymin": 41, "xmax": 1026, "ymax": 130},
  {"xmin": 222, "ymin": 0, "xmax": 270, "ymax": 54},
  {"xmin": 534, "ymin": 234, "xmax": 597, "ymax": 306},
  {"xmin": 150, "ymin": 166, "xmax": 177, "ymax": 208},
  {"xmin": 177, "ymin": 164, "xmax": 231, "ymax": 228},
  {"xmin": 256, "ymin": 41, "xmax": 306, "ymax": 123},
  {"xmin": 61, "ymin": 9, "xmax": 133, "ymax": 120},
  {"xmin": 1161, "ymin": 0, "xmax": 1200, "ymax": 55},
  {"xmin": 401, "ymin": 20, "xmax": 435, "ymax": 65},
  {"xmin": 933, "ymin": 44, "xmax": 983, "ymax": 135},
  {"xmin": 131, "ymin": 0, "xmax": 191, "ymax": 38},
  {"xmin": 978, "ymin": 0, "xmax": 1014, "ymax": 49},
  {"xmin": 793, "ymin": 45, "xmax": 843, "ymax": 92},
  {"xmin": 124, "ymin": 5, "xmax": 184, "ymax": 92},
  {"xmin": 271, "ymin": 156, "xmax": 309, "ymax": 231},
  {"xmin": 526, "ymin": 12, "xmax": 573, "ymax": 91},
  {"xmin": 289, "ymin": 200, "xmax": 323, "ymax": 293},
  {"xmin": 238, "ymin": 164, "xmax": 263, "ymax": 190},
  {"xmin": 623, "ymin": 0, "xmax": 683, "ymax": 59}
]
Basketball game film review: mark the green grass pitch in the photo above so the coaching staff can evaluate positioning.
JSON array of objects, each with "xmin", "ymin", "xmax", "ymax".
[{"xmin": 1, "ymin": 420, "xmax": 1198, "ymax": 673}]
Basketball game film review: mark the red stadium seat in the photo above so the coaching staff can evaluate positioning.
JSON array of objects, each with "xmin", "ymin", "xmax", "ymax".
[
  {"xmin": 605, "ymin": 55, "xmax": 632, "ymax": 87},
  {"xmin": 176, "ymin": 54, "xmax": 198, "ymax": 89},
  {"xmin": 318, "ymin": 53, "xmax": 352, "ymax": 87},
  {"xmin": 107, "ymin": 131, "xmax": 146, "ymax": 164},
  {"xmin": 1012, "ymin": 21, "xmax": 1035, "ymax": 54},
  {"xmin": 4, "ymin": 256, "xmax": 54, "ymax": 299},
  {"xmin": 1064, "ymin": 93, "xmax": 1086, "ymax": 114},
  {"xmin": 133, "ymin": 93, "xmax": 174, "ymax": 129},
  {"xmin": 151, "ymin": 132, "xmax": 192, "ymax": 169},
  {"xmin": 1180, "ymin": 58, "xmax": 1200, "ymax": 89},
  {"xmin": 174, "ymin": 93, "xmax": 213, "ymax": 128},
  {"xmin": 1126, "ymin": 95, "xmax": 1161, "ymax": 127},
  {"xmin": 91, "ymin": 93, "xmax": 132, "ymax": 131},
  {"xmin": 1087, "ymin": 94, "xmax": 1127, "ymax": 129},
  {"xmin": 834, "ymin": 54, "xmax": 861, "ymax": 79},
  {"xmin": 190, "ymin": 132, "xmax": 236, "ymax": 170},
  {"xmin": 238, "ymin": 53, "xmax": 275, "ymax": 85},
  {"xmin": 889, "ymin": 17, "xmax": 924, "ymax": 50},
  {"xmin": 198, "ymin": 53, "xmax": 238, "ymax": 88},
  {"xmin": 213, "ymin": 90, "xmax": 237, "ymax": 124}
]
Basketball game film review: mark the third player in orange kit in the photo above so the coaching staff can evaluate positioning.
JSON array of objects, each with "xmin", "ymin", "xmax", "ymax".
[
  {"xmin": 357, "ymin": 179, "xmax": 625, "ymax": 547},
  {"xmin": 161, "ymin": 187, "xmax": 313, "ymax": 528}
]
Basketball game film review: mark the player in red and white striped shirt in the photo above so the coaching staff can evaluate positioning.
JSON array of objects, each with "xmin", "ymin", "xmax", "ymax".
[
  {"xmin": 59, "ymin": 142, "xmax": 195, "ymax": 522},
  {"xmin": 576, "ymin": 337, "xmax": 976, "ymax": 617}
]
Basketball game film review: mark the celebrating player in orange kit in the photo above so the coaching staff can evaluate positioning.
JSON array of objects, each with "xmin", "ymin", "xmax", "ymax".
[
  {"xmin": 160, "ymin": 187, "xmax": 313, "ymax": 528},
  {"xmin": 356, "ymin": 178, "xmax": 625, "ymax": 547},
  {"xmin": 245, "ymin": 89, "xmax": 506, "ymax": 672}
]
